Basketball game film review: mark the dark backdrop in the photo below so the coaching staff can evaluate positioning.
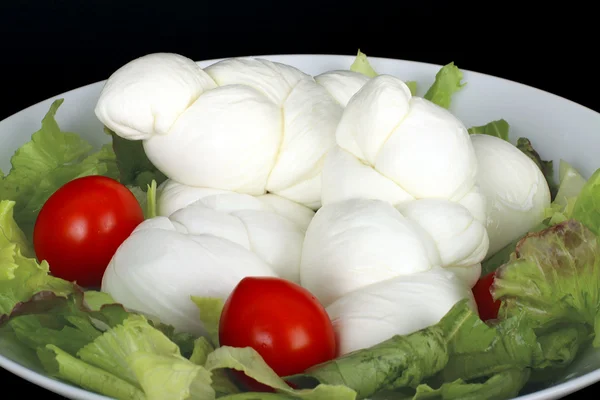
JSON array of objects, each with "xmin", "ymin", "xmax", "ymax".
[{"xmin": 0, "ymin": 1, "xmax": 597, "ymax": 398}]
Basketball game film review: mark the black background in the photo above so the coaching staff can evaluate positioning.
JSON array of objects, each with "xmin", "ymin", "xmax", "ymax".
[{"xmin": 0, "ymin": 1, "xmax": 597, "ymax": 398}]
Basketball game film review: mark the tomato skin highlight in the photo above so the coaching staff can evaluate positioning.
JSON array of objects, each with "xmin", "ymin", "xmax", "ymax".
[
  {"xmin": 472, "ymin": 271, "xmax": 502, "ymax": 321},
  {"xmin": 219, "ymin": 276, "xmax": 337, "ymax": 389},
  {"xmin": 33, "ymin": 175, "xmax": 144, "ymax": 288}
]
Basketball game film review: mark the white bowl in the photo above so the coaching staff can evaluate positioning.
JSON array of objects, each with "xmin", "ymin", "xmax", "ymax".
[{"xmin": 1, "ymin": 54, "xmax": 599, "ymax": 400}]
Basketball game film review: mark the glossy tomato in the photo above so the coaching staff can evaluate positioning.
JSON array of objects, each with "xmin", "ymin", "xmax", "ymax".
[
  {"xmin": 219, "ymin": 277, "xmax": 337, "ymax": 390},
  {"xmin": 472, "ymin": 271, "xmax": 502, "ymax": 321},
  {"xmin": 33, "ymin": 175, "xmax": 144, "ymax": 288}
]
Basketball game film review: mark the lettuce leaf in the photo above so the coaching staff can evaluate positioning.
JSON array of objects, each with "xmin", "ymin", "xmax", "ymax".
[
  {"xmin": 467, "ymin": 119, "xmax": 510, "ymax": 141},
  {"xmin": 127, "ymin": 179, "xmax": 158, "ymax": 219},
  {"xmin": 556, "ymin": 160, "xmax": 587, "ymax": 207},
  {"xmin": 77, "ymin": 313, "xmax": 184, "ymax": 386},
  {"xmin": 493, "ymin": 219, "xmax": 600, "ymax": 344},
  {"xmin": 107, "ymin": 127, "xmax": 167, "ymax": 192},
  {"xmin": 78, "ymin": 289, "xmax": 196, "ymax": 358},
  {"xmin": 542, "ymin": 160, "xmax": 586, "ymax": 227},
  {"xmin": 146, "ymin": 179, "xmax": 158, "ymax": 219},
  {"xmin": 0, "ymin": 200, "xmax": 33, "ymax": 259},
  {"xmin": 0, "ymin": 290, "xmax": 128, "ymax": 356},
  {"xmin": 481, "ymin": 221, "xmax": 548, "ymax": 276},
  {"xmin": 1, "ymin": 289, "xmax": 214, "ymax": 400},
  {"xmin": 571, "ymin": 168, "xmax": 600, "ymax": 236},
  {"xmin": 349, "ymin": 50, "xmax": 417, "ymax": 95},
  {"xmin": 350, "ymin": 50, "xmax": 377, "ymax": 78},
  {"xmin": 423, "ymin": 63, "xmax": 465, "ymax": 109},
  {"xmin": 38, "ymin": 344, "xmax": 145, "ymax": 400},
  {"xmin": 290, "ymin": 300, "xmax": 540, "ymax": 399},
  {"xmin": 0, "ymin": 201, "xmax": 75, "ymax": 315},
  {"xmin": 0, "ymin": 100, "xmax": 119, "ymax": 240},
  {"xmin": 413, "ymin": 369, "xmax": 530, "ymax": 400},
  {"xmin": 205, "ymin": 346, "xmax": 357, "ymax": 399},
  {"xmin": 128, "ymin": 351, "xmax": 214, "ymax": 400},
  {"xmin": 516, "ymin": 138, "xmax": 558, "ymax": 200},
  {"xmin": 190, "ymin": 336, "xmax": 241, "ymax": 396},
  {"xmin": 191, "ymin": 296, "xmax": 224, "ymax": 348}
]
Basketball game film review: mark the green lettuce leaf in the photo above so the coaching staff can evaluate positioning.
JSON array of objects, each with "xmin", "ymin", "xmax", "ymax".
[
  {"xmin": 0, "ymin": 100, "xmax": 120, "ymax": 240},
  {"xmin": 107, "ymin": 127, "xmax": 167, "ymax": 191},
  {"xmin": 205, "ymin": 346, "xmax": 357, "ymax": 399},
  {"xmin": 571, "ymin": 168, "xmax": 600, "ymax": 236},
  {"xmin": 542, "ymin": 160, "xmax": 586, "ymax": 226},
  {"xmin": 75, "ymin": 313, "xmax": 216, "ymax": 399},
  {"xmin": 190, "ymin": 336, "xmax": 214, "ymax": 366},
  {"xmin": 413, "ymin": 369, "xmax": 530, "ymax": 400},
  {"xmin": 467, "ymin": 119, "xmax": 510, "ymax": 141},
  {"xmin": 292, "ymin": 300, "xmax": 540, "ymax": 399},
  {"xmin": 0, "ymin": 200, "xmax": 33, "ymax": 258},
  {"xmin": 217, "ymin": 394, "xmax": 295, "ymax": 400},
  {"xmin": 38, "ymin": 344, "xmax": 145, "ymax": 400},
  {"xmin": 0, "ymin": 200, "xmax": 75, "ymax": 315},
  {"xmin": 349, "ymin": 50, "xmax": 417, "ymax": 95},
  {"xmin": 423, "ymin": 62, "xmax": 465, "ymax": 109},
  {"xmin": 191, "ymin": 296, "xmax": 224, "ymax": 348},
  {"xmin": 127, "ymin": 179, "xmax": 157, "ymax": 219},
  {"xmin": 128, "ymin": 351, "xmax": 215, "ymax": 400},
  {"xmin": 516, "ymin": 138, "xmax": 558, "ymax": 200},
  {"xmin": 405, "ymin": 81, "xmax": 418, "ymax": 96},
  {"xmin": 350, "ymin": 50, "xmax": 377, "ymax": 78},
  {"xmin": 79, "ymin": 289, "xmax": 196, "ymax": 358},
  {"xmin": 0, "ymin": 320, "xmax": 43, "ymax": 372},
  {"xmin": 492, "ymin": 219, "xmax": 600, "ymax": 344},
  {"xmin": 2, "ymin": 290, "xmax": 214, "ymax": 400},
  {"xmin": 440, "ymin": 313, "xmax": 544, "ymax": 382},
  {"xmin": 556, "ymin": 161, "xmax": 587, "ymax": 207},
  {"xmin": 77, "ymin": 313, "xmax": 184, "ymax": 386},
  {"xmin": 146, "ymin": 179, "xmax": 158, "ymax": 219},
  {"xmin": 190, "ymin": 336, "xmax": 241, "ymax": 396},
  {"xmin": 82, "ymin": 290, "xmax": 117, "ymax": 312}
]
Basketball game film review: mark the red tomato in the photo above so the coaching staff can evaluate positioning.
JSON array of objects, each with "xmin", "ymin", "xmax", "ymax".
[
  {"xmin": 219, "ymin": 277, "xmax": 337, "ymax": 390},
  {"xmin": 33, "ymin": 175, "xmax": 144, "ymax": 288},
  {"xmin": 472, "ymin": 271, "xmax": 502, "ymax": 321}
]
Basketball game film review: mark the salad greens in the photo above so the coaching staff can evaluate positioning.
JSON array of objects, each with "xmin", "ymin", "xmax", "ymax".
[
  {"xmin": 0, "ymin": 51, "xmax": 599, "ymax": 400},
  {"xmin": 106, "ymin": 127, "xmax": 167, "ymax": 192},
  {"xmin": 467, "ymin": 119, "xmax": 510, "ymax": 141},
  {"xmin": 0, "ymin": 100, "xmax": 120, "ymax": 241},
  {"xmin": 351, "ymin": 49, "xmax": 418, "ymax": 96}
]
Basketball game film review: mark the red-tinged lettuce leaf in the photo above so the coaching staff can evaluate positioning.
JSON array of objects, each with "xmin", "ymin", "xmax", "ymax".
[
  {"xmin": 492, "ymin": 219, "xmax": 600, "ymax": 344},
  {"xmin": 0, "ymin": 289, "xmax": 129, "ymax": 356}
]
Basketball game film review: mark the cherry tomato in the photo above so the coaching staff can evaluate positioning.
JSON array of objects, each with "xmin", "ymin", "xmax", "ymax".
[
  {"xmin": 472, "ymin": 271, "xmax": 502, "ymax": 321},
  {"xmin": 33, "ymin": 175, "xmax": 144, "ymax": 288},
  {"xmin": 219, "ymin": 277, "xmax": 337, "ymax": 390}
]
